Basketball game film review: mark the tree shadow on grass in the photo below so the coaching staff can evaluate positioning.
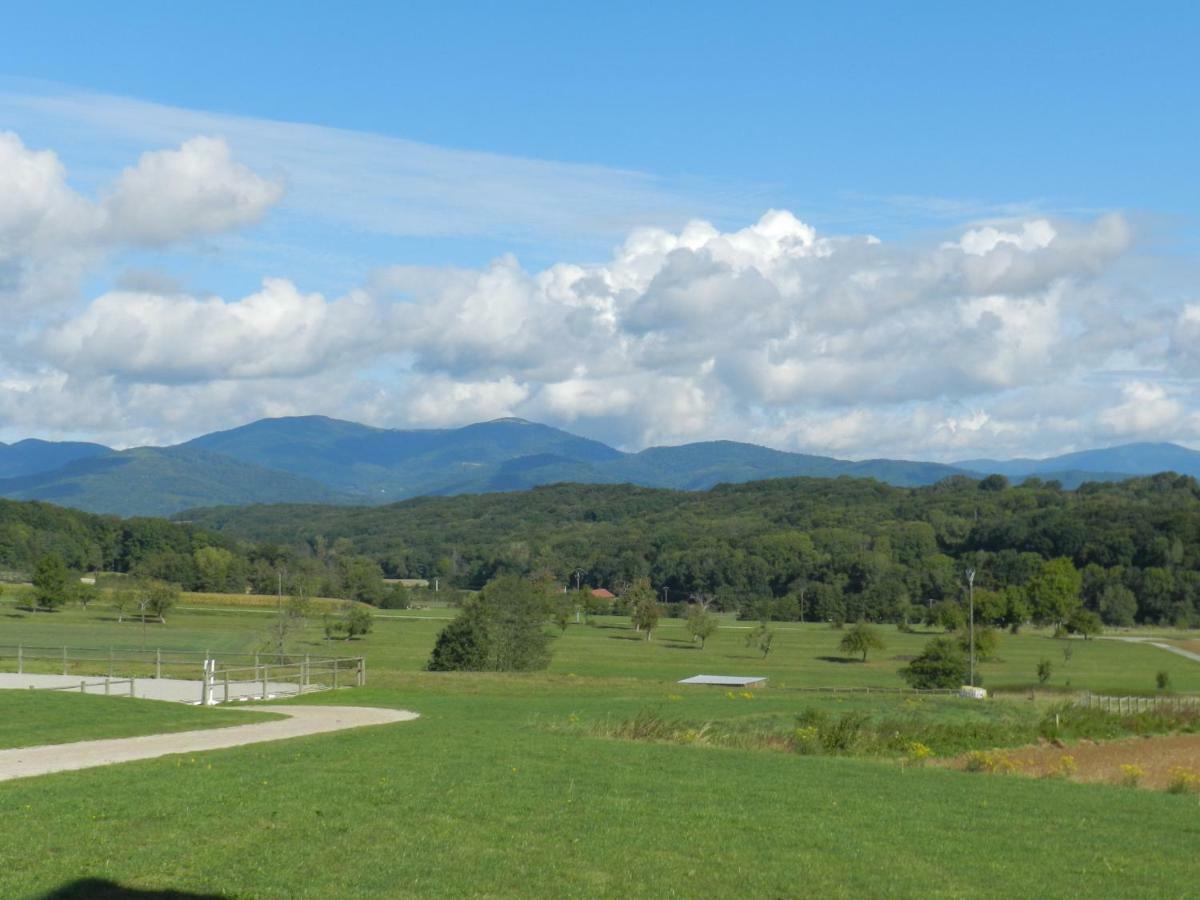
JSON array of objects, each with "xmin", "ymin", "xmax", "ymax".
[
  {"xmin": 40, "ymin": 879, "xmax": 227, "ymax": 900},
  {"xmin": 816, "ymin": 655, "xmax": 862, "ymax": 664},
  {"xmin": 661, "ymin": 643, "xmax": 700, "ymax": 650},
  {"xmin": 607, "ymin": 634, "xmax": 646, "ymax": 642}
]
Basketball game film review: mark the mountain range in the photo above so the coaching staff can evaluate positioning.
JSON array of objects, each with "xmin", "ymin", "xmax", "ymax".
[{"xmin": 1, "ymin": 416, "xmax": 1197, "ymax": 517}]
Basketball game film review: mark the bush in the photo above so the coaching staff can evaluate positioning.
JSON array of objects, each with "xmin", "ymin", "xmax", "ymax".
[
  {"xmin": 1119, "ymin": 764, "xmax": 1145, "ymax": 788},
  {"xmin": 1037, "ymin": 659, "xmax": 1053, "ymax": 684},
  {"xmin": 1166, "ymin": 767, "xmax": 1200, "ymax": 795},
  {"xmin": 1156, "ymin": 670, "xmax": 1171, "ymax": 691},
  {"xmin": 324, "ymin": 602, "xmax": 373, "ymax": 640},
  {"xmin": 958, "ymin": 627, "xmax": 1000, "ymax": 661},
  {"xmin": 963, "ymin": 750, "xmax": 1020, "ymax": 774},
  {"xmin": 427, "ymin": 616, "xmax": 489, "ymax": 671},
  {"xmin": 426, "ymin": 575, "xmax": 554, "ymax": 672},
  {"xmin": 899, "ymin": 637, "xmax": 968, "ymax": 689}
]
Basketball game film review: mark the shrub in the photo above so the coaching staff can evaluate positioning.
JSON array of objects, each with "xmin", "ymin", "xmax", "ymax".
[
  {"xmin": 426, "ymin": 575, "xmax": 554, "ymax": 672},
  {"xmin": 1166, "ymin": 767, "xmax": 1200, "ymax": 795},
  {"xmin": 958, "ymin": 627, "xmax": 1000, "ymax": 662},
  {"xmin": 1036, "ymin": 659, "xmax": 1053, "ymax": 684},
  {"xmin": 963, "ymin": 750, "xmax": 1020, "ymax": 775},
  {"xmin": 1119, "ymin": 764, "xmax": 1145, "ymax": 788},
  {"xmin": 905, "ymin": 741, "xmax": 934, "ymax": 766},
  {"xmin": 899, "ymin": 637, "xmax": 968, "ymax": 689},
  {"xmin": 1156, "ymin": 670, "xmax": 1171, "ymax": 691},
  {"xmin": 426, "ymin": 615, "xmax": 489, "ymax": 671},
  {"xmin": 1050, "ymin": 755, "xmax": 1078, "ymax": 779}
]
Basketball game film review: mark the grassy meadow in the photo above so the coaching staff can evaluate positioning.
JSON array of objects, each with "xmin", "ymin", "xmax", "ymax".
[
  {"xmin": 2, "ymin": 594, "xmax": 1200, "ymax": 897},
  {"xmin": 0, "ymin": 691, "xmax": 280, "ymax": 750}
]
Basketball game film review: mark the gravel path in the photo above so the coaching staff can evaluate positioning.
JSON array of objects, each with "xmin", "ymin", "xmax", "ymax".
[
  {"xmin": 0, "ymin": 705, "xmax": 418, "ymax": 783},
  {"xmin": 1102, "ymin": 636, "xmax": 1200, "ymax": 664}
]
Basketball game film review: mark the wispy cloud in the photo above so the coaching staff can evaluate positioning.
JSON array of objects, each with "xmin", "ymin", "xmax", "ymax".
[{"xmin": 0, "ymin": 81, "xmax": 743, "ymax": 250}]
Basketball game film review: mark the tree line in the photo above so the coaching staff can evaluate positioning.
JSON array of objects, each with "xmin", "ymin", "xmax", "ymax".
[
  {"xmin": 184, "ymin": 472, "xmax": 1200, "ymax": 628},
  {"xmin": 9, "ymin": 472, "xmax": 1200, "ymax": 629}
]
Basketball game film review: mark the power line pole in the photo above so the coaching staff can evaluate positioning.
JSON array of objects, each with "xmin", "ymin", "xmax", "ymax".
[{"xmin": 965, "ymin": 568, "xmax": 976, "ymax": 687}]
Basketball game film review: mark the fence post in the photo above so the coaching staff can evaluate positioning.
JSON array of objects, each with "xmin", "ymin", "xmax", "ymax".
[
  {"xmin": 358, "ymin": 657, "xmax": 365, "ymax": 687},
  {"xmin": 79, "ymin": 680, "xmax": 85, "ymax": 693},
  {"xmin": 262, "ymin": 664, "xmax": 268, "ymax": 701},
  {"xmin": 333, "ymin": 663, "xmax": 339, "ymax": 690},
  {"xmin": 63, "ymin": 645, "xmax": 68, "ymax": 676},
  {"xmin": 108, "ymin": 647, "xmax": 113, "ymax": 678},
  {"xmin": 104, "ymin": 677, "xmax": 110, "ymax": 696},
  {"xmin": 17, "ymin": 644, "xmax": 21, "ymax": 675},
  {"xmin": 224, "ymin": 673, "xmax": 229, "ymax": 704},
  {"xmin": 156, "ymin": 649, "xmax": 161, "ymax": 680},
  {"xmin": 129, "ymin": 678, "xmax": 135, "ymax": 698}
]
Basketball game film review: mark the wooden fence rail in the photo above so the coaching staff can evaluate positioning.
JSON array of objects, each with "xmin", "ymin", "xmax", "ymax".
[
  {"xmin": 1078, "ymin": 692, "xmax": 1200, "ymax": 715},
  {"xmin": 33, "ymin": 677, "xmax": 136, "ymax": 698},
  {"xmin": 0, "ymin": 645, "xmax": 365, "ymax": 704}
]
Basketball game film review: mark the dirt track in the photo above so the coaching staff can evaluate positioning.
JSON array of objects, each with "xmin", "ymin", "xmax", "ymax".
[
  {"xmin": 0, "ymin": 705, "xmax": 418, "ymax": 783},
  {"xmin": 944, "ymin": 733, "xmax": 1200, "ymax": 789}
]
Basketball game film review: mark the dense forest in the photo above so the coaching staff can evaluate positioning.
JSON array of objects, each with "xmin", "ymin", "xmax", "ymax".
[
  {"xmin": 0, "ymin": 498, "xmax": 403, "ymax": 606},
  {"xmin": 6, "ymin": 473, "xmax": 1200, "ymax": 627},
  {"xmin": 175, "ymin": 473, "xmax": 1200, "ymax": 628}
]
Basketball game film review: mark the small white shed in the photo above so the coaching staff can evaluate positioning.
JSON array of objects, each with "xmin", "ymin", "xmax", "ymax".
[{"xmin": 678, "ymin": 674, "xmax": 767, "ymax": 689}]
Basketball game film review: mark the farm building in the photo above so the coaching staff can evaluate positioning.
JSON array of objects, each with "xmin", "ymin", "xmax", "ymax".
[
  {"xmin": 678, "ymin": 675, "xmax": 767, "ymax": 689},
  {"xmin": 590, "ymin": 588, "xmax": 615, "ymax": 599}
]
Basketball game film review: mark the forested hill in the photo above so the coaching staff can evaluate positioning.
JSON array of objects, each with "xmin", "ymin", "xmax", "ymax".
[
  {"xmin": 184, "ymin": 473, "xmax": 1200, "ymax": 627},
  {"xmin": 0, "ymin": 498, "xmax": 239, "ymax": 577}
]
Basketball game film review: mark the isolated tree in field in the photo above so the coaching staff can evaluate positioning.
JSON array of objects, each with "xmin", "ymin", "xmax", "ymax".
[
  {"xmin": 958, "ymin": 626, "xmax": 1000, "ymax": 661},
  {"xmin": 268, "ymin": 588, "xmax": 312, "ymax": 654},
  {"xmin": 137, "ymin": 579, "xmax": 179, "ymax": 623},
  {"xmin": 73, "ymin": 581, "xmax": 99, "ymax": 610},
  {"xmin": 627, "ymin": 579, "xmax": 660, "ymax": 640},
  {"xmin": 1066, "ymin": 608, "xmax": 1102, "ymax": 640},
  {"xmin": 899, "ymin": 637, "xmax": 968, "ymax": 689},
  {"xmin": 1027, "ymin": 557, "xmax": 1082, "ymax": 627},
  {"xmin": 686, "ymin": 604, "xmax": 718, "ymax": 648},
  {"xmin": 325, "ymin": 602, "xmax": 373, "ymax": 640},
  {"xmin": 427, "ymin": 575, "xmax": 554, "ymax": 672},
  {"xmin": 839, "ymin": 621, "xmax": 885, "ymax": 662},
  {"xmin": 553, "ymin": 591, "xmax": 576, "ymax": 633},
  {"xmin": 1036, "ymin": 659, "xmax": 1053, "ymax": 684},
  {"xmin": 31, "ymin": 553, "xmax": 70, "ymax": 611},
  {"xmin": 481, "ymin": 575, "xmax": 554, "ymax": 669},
  {"xmin": 746, "ymin": 621, "xmax": 775, "ymax": 658}
]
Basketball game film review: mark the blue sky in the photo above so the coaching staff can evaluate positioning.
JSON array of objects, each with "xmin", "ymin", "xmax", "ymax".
[{"xmin": 0, "ymin": 2, "xmax": 1198, "ymax": 456}]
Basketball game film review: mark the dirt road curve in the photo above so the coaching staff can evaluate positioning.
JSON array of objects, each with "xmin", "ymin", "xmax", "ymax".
[{"xmin": 0, "ymin": 705, "xmax": 418, "ymax": 783}]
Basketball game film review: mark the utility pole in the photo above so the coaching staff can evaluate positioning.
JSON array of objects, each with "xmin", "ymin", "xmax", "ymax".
[
  {"xmin": 965, "ymin": 568, "xmax": 976, "ymax": 687},
  {"xmin": 662, "ymin": 585, "xmax": 669, "ymax": 604}
]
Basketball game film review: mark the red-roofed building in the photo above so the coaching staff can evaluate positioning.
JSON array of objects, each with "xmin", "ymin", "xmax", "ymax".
[{"xmin": 590, "ymin": 588, "xmax": 615, "ymax": 600}]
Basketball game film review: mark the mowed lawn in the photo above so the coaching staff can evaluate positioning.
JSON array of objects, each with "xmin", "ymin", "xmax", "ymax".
[
  {"xmin": 2, "ymin": 598, "xmax": 1200, "ymax": 897},
  {"xmin": 0, "ymin": 691, "xmax": 281, "ymax": 749}
]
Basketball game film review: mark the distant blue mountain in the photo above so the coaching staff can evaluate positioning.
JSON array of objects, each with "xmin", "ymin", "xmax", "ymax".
[
  {"xmin": 0, "ymin": 438, "xmax": 111, "ymax": 479},
  {"xmin": 0, "ymin": 417, "xmax": 1195, "ymax": 517},
  {"xmin": 955, "ymin": 442, "xmax": 1200, "ymax": 481}
]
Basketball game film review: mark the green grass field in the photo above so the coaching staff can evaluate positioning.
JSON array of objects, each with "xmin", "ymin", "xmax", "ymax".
[
  {"xmin": 0, "ymin": 691, "xmax": 280, "ymax": 749},
  {"xmin": 2, "ymin": 597, "xmax": 1199, "ymax": 897}
]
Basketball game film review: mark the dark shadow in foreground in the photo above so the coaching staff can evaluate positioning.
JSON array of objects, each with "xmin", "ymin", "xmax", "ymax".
[{"xmin": 40, "ymin": 878, "xmax": 228, "ymax": 900}]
